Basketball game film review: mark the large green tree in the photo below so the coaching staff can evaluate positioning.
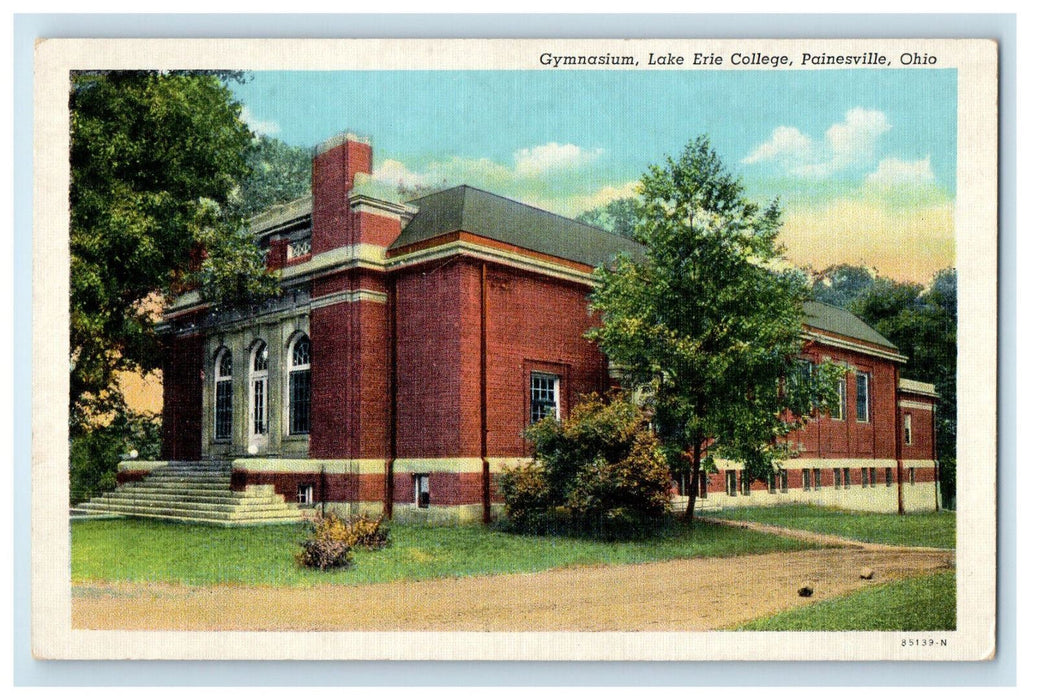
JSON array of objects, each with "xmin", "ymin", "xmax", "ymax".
[
  {"xmin": 576, "ymin": 197, "xmax": 638, "ymax": 238},
  {"xmin": 235, "ymin": 135, "xmax": 312, "ymax": 219},
  {"xmin": 850, "ymin": 270, "xmax": 958, "ymax": 507},
  {"xmin": 589, "ymin": 137, "xmax": 839, "ymax": 519},
  {"xmin": 69, "ymin": 71, "xmax": 275, "ymax": 435}
]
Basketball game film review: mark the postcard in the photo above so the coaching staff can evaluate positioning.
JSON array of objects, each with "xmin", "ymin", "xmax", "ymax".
[{"xmin": 32, "ymin": 37, "xmax": 997, "ymax": 661}]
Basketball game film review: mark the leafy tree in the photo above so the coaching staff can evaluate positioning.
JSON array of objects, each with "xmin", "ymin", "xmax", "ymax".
[
  {"xmin": 576, "ymin": 197, "xmax": 638, "ymax": 238},
  {"xmin": 235, "ymin": 135, "xmax": 312, "ymax": 218},
  {"xmin": 850, "ymin": 269, "xmax": 957, "ymax": 507},
  {"xmin": 69, "ymin": 408, "xmax": 161, "ymax": 505},
  {"xmin": 69, "ymin": 70, "xmax": 277, "ymax": 435},
  {"xmin": 588, "ymin": 136, "xmax": 839, "ymax": 520},
  {"xmin": 498, "ymin": 393, "xmax": 672, "ymax": 538},
  {"xmin": 810, "ymin": 263, "xmax": 878, "ymax": 308}
]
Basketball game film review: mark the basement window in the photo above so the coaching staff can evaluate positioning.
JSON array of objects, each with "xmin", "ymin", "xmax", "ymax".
[
  {"xmin": 813, "ymin": 468, "xmax": 822, "ymax": 491},
  {"xmin": 414, "ymin": 474, "xmax": 430, "ymax": 508},
  {"xmin": 886, "ymin": 467, "xmax": 894, "ymax": 487},
  {"xmin": 834, "ymin": 468, "xmax": 842, "ymax": 488},
  {"xmin": 740, "ymin": 471, "xmax": 751, "ymax": 496},
  {"xmin": 869, "ymin": 467, "xmax": 877, "ymax": 488},
  {"xmin": 725, "ymin": 471, "xmax": 737, "ymax": 497},
  {"xmin": 843, "ymin": 467, "xmax": 852, "ymax": 489},
  {"xmin": 779, "ymin": 469, "xmax": 788, "ymax": 493},
  {"xmin": 862, "ymin": 467, "xmax": 871, "ymax": 487},
  {"xmin": 802, "ymin": 468, "xmax": 811, "ymax": 491},
  {"xmin": 297, "ymin": 483, "xmax": 314, "ymax": 505}
]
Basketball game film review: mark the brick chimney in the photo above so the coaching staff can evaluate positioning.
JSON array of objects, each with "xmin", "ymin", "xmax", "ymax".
[{"xmin": 311, "ymin": 132, "xmax": 373, "ymax": 255}]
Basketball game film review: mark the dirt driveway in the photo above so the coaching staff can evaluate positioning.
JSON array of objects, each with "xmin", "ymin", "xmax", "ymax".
[{"xmin": 72, "ymin": 521, "xmax": 953, "ymax": 631}]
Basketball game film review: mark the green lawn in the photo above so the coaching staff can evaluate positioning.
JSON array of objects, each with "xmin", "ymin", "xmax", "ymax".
[
  {"xmin": 711, "ymin": 505, "xmax": 955, "ymax": 549},
  {"xmin": 736, "ymin": 570, "xmax": 956, "ymax": 631},
  {"xmin": 71, "ymin": 516, "xmax": 821, "ymax": 587}
]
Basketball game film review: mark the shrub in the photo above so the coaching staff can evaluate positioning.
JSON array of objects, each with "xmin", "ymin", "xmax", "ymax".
[
  {"xmin": 295, "ymin": 513, "xmax": 354, "ymax": 570},
  {"xmin": 500, "ymin": 393, "xmax": 672, "ymax": 538},
  {"xmin": 342, "ymin": 513, "xmax": 392, "ymax": 550},
  {"xmin": 69, "ymin": 409, "xmax": 161, "ymax": 505}
]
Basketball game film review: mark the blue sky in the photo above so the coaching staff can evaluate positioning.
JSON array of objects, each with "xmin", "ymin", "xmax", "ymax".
[{"xmin": 231, "ymin": 69, "xmax": 957, "ymax": 283}]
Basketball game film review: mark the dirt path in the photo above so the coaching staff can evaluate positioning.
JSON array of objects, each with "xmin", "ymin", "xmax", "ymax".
[{"xmin": 72, "ymin": 531, "xmax": 953, "ymax": 631}]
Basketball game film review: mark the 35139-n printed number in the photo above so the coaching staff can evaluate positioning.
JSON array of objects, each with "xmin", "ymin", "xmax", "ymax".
[{"xmin": 901, "ymin": 638, "xmax": 948, "ymax": 647}]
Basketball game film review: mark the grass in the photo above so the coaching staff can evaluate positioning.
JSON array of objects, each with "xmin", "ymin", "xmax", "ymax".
[
  {"xmin": 71, "ymin": 516, "xmax": 822, "ymax": 587},
  {"xmin": 711, "ymin": 505, "xmax": 955, "ymax": 549},
  {"xmin": 736, "ymin": 570, "xmax": 956, "ymax": 631}
]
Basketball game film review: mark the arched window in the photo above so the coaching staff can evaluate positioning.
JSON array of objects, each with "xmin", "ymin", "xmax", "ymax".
[
  {"xmin": 214, "ymin": 348, "xmax": 233, "ymax": 440},
  {"xmin": 250, "ymin": 341, "xmax": 269, "ymax": 436},
  {"xmin": 288, "ymin": 334, "xmax": 311, "ymax": 435}
]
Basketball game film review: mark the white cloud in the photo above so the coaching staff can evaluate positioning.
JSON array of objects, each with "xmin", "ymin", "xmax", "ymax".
[
  {"xmin": 742, "ymin": 126, "xmax": 813, "ymax": 165},
  {"xmin": 371, "ymin": 158, "xmax": 431, "ymax": 190},
  {"xmin": 239, "ymin": 105, "xmax": 280, "ymax": 137},
  {"xmin": 865, "ymin": 156, "xmax": 937, "ymax": 188},
  {"xmin": 824, "ymin": 108, "xmax": 891, "ymax": 169},
  {"xmin": 742, "ymin": 107, "xmax": 892, "ymax": 178},
  {"xmin": 513, "ymin": 142, "xmax": 603, "ymax": 177}
]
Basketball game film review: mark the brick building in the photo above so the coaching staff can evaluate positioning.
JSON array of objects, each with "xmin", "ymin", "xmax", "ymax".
[{"xmin": 148, "ymin": 132, "xmax": 939, "ymax": 523}]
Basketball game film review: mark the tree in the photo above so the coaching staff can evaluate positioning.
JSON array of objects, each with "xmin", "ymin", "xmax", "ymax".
[
  {"xmin": 69, "ymin": 71, "xmax": 277, "ymax": 435},
  {"xmin": 235, "ymin": 135, "xmax": 312, "ymax": 219},
  {"xmin": 588, "ymin": 137, "xmax": 839, "ymax": 520},
  {"xmin": 576, "ymin": 197, "xmax": 638, "ymax": 238},
  {"xmin": 850, "ymin": 269, "xmax": 957, "ymax": 507},
  {"xmin": 809, "ymin": 263, "xmax": 878, "ymax": 308}
]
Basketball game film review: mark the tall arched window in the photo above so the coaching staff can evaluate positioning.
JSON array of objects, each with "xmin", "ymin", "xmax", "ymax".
[
  {"xmin": 250, "ymin": 341, "xmax": 269, "ymax": 436},
  {"xmin": 214, "ymin": 348, "xmax": 233, "ymax": 440},
  {"xmin": 288, "ymin": 334, "xmax": 311, "ymax": 435}
]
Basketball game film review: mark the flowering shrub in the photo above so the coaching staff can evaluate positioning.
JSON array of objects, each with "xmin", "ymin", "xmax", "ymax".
[{"xmin": 295, "ymin": 513, "xmax": 354, "ymax": 570}]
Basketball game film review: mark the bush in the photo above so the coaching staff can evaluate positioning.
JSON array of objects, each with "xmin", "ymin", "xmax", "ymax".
[
  {"xmin": 295, "ymin": 513, "xmax": 354, "ymax": 570},
  {"xmin": 69, "ymin": 409, "xmax": 161, "ymax": 505},
  {"xmin": 499, "ymin": 393, "xmax": 672, "ymax": 538},
  {"xmin": 342, "ymin": 513, "xmax": 392, "ymax": 550},
  {"xmin": 295, "ymin": 512, "xmax": 391, "ymax": 571}
]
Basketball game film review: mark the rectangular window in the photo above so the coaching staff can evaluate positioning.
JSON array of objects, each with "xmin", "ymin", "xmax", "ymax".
[
  {"xmin": 843, "ymin": 467, "xmax": 851, "ymax": 489},
  {"xmin": 904, "ymin": 413, "xmax": 913, "ymax": 445},
  {"xmin": 862, "ymin": 467, "xmax": 870, "ymax": 487},
  {"xmin": 740, "ymin": 471, "xmax": 751, "ymax": 496},
  {"xmin": 802, "ymin": 468, "xmax": 811, "ymax": 491},
  {"xmin": 297, "ymin": 483, "xmax": 314, "ymax": 505},
  {"xmin": 856, "ymin": 372, "xmax": 871, "ymax": 422},
  {"xmin": 252, "ymin": 378, "xmax": 268, "ymax": 435},
  {"xmin": 414, "ymin": 474, "xmax": 430, "ymax": 508},
  {"xmin": 530, "ymin": 372, "xmax": 560, "ymax": 423},
  {"xmin": 289, "ymin": 370, "xmax": 311, "ymax": 434},
  {"xmin": 909, "ymin": 467, "xmax": 916, "ymax": 485},
  {"xmin": 813, "ymin": 468, "xmax": 822, "ymax": 491},
  {"xmin": 886, "ymin": 467, "xmax": 894, "ymax": 487},
  {"xmin": 215, "ymin": 380, "xmax": 233, "ymax": 440},
  {"xmin": 726, "ymin": 471, "xmax": 737, "ymax": 497},
  {"xmin": 833, "ymin": 376, "xmax": 846, "ymax": 420},
  {"xmin": 779, "ymin": 469, "xmax": 788, "ymax": 493},
  {"xmin": 869, "ymin": 467, "xmax": 877, "ymax": 488},
  {"xmin": 697, "ymin": 471, "xmax": 708, "ymax": 499},
  {"xmin": 834, "ymin": 467, "xmax": 842, "ymax": 488},
  {"xmin": 767, "ymin": 471, "xmax": 776, "ymax": 494}
]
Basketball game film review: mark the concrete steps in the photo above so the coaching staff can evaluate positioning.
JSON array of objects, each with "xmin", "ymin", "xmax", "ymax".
[{"xmin": 76, "ymin": 460, "xmax": 304, "ymax": 526}]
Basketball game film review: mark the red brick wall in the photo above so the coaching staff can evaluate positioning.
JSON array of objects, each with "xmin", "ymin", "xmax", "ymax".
[
  {"xmin": 311, "ymin": 138, "xmax": 372, "ymax": 255},
  {"xmin": 481, "ymin": 263, "xmax": 608, "ymax": 457},
  {"xmin": 787, "ymin": 341, "xmax": 898, "ymax": 460},
  {"xmin": 900, "ymin": 399, "xmax": 936, "ymax": 461},
  {"xmin": 309, "ymin": 302, "xmax": 355, "ymax": 458},
  {"xmin": 161, "ymin": 332, "xmax": 203, "ymax": 460},
  {"xmin": 394, "ymin": 262, "xmax": 464, "ymax": 458}
]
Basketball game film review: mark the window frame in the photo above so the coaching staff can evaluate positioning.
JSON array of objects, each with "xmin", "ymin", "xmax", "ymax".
[
  {"xmin": 213, "ymin": 347, "xmax": 233, "ymax": 442},
  {"xmin": 250, "ymin": 341, "xmax": 269, "ymax": 437},
  {"xmin": 725, "ymin": 470, "xmax": 737, "ymax": 497},
  {"xmin": 802, "ymin": 468, "xmax": 811, "ymax": 491},
  {"xmin": 833, "ymin": 375, "xmax": 847, "ymax": 421},
  {"xmin": 287, "ymin": 334, "xmax": 312, "ymax": 436},
  {"xmin": 856, "ymin": 372, "xmax": 871, "ymax": 423},
  {"xmin": 414, "ymin": 473, "xmax": 430, "ymax": 508},
  {"xmin": 813, "ymin": 468, "xmax": 822, "ymax": 491},
  {"xmin": 834, "ymin": 467, "xmax": 842, "ymax": 488},
  {"xmin": 297, "ymin": 482, "xmax": 314, "ymax": 505},
  {"xmin": 904, "ymin": 413, "xmax": 913, "ymax": 445},
  {"xmin": 529, "ymin": 371, "xmax": 561, "ymax": 424}
]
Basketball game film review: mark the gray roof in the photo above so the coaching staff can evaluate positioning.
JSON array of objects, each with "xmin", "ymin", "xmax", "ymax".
[
  {"xmin": 803, "ymin": 300, "xmax": 897, "ymax": 349},
  {"xmin": 391, "ymin": 185, "xmax": 643, "ymax": 268},
  {"xmin": 391, "ymin": 185, "xmax": 894, "ymax": 351}
]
